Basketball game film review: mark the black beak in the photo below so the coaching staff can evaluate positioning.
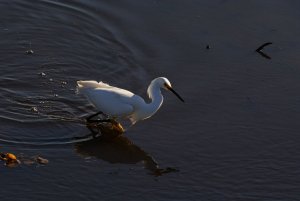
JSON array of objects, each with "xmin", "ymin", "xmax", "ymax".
[{"xmin": 165, "ymin": 84, "xmax": 184, "ymax": 102}]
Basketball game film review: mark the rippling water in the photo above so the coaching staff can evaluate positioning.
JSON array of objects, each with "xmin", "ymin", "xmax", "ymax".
[{"xmin": 1, "ymin": 0, "xmax": 300, "ymax": 200}]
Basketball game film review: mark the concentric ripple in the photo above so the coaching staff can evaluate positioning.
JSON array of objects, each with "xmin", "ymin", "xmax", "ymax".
[{"xmin": 0, "ymin": 0, "xmax": 148, "ymax": 146}]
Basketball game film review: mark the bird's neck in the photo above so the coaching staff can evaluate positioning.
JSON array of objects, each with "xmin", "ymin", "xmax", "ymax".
[{"xmin": 144, "ymin": 84, "xmax": 163, "ymax": 118}]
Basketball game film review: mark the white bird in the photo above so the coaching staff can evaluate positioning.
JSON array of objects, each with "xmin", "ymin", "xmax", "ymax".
[{"xmin": 77, "ymin": 77, "xmax": 184, "ymax": 129}]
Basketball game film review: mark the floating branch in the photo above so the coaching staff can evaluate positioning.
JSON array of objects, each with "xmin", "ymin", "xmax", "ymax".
[
  {"xmin": 257, "ymin": 51, "xmax": 271, "ymax": 59},
  {"xmin": 256, "ymin": 42, "xmax": 272, "ymax": 52},
  {"xmin": 256, "ymin": 42, "xmax": 272, "ymax": 59}
]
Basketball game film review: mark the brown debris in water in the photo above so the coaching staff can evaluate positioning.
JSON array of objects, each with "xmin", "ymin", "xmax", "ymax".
[
  {"xmin": 0, "ymin": 152, "xmax": 49, "ymax": 167},
  {"xmin": 36, "ymin": 156, "xmax": 49, "ymax": 165},
  {"xmin": 0, "ymin": 153, "xmax": 21, "ymax": 167}
]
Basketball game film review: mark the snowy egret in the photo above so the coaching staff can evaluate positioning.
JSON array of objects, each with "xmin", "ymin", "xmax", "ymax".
[{"xmin": 77, "ymin": 77, "xmax": 184, "ymax": 129}]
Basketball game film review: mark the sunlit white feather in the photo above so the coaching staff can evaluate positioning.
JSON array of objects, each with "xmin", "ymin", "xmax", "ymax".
[{"xmin": 77, "ymin": 77, "xmax": 174, "ymax": 124}]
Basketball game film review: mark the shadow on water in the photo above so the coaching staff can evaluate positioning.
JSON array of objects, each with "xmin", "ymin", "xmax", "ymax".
[
  {"xmin": 0, "ymin": 116, "xmax": 179, "ymax": 176},
  {"xmin": 75, "ymin": 128, "xmax": 179, "ymax": 176}
]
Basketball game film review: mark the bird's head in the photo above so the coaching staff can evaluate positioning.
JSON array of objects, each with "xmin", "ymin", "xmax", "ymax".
[{"xmin": 154, "ymin": 77, "xmax": 185, "ymax": 102}]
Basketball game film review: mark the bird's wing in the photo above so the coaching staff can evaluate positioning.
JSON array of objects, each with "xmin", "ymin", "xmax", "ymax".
[
  {"xmin": 77, "ymin": 80, "xmax": 112, "ymax": 94},
  {"xmin": 85, "ymin": 87, "xmax": 135, "ymax": 117}
]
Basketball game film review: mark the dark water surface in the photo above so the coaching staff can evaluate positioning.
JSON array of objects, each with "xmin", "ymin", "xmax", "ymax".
[{"xmin": 1, "ymin": 0, "xmax": 300, "ymax": 200}]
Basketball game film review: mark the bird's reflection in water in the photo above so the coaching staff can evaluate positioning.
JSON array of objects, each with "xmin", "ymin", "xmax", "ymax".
[{"xmin": 74, "ymin": 124, "xmax": 178, "ymax": 176}]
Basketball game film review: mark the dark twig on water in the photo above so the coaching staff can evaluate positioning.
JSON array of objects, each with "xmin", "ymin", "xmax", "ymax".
[
  {"xmin": 255, "ymin": 42, "xmax": 272, "ymax": 59},
  {"xmin": 256, "ymin": 42, "xmax": 272, "ymax": 52},
  {"xmin": 257, "ymin": 51, "xmax": 271, "ymax": 59}
]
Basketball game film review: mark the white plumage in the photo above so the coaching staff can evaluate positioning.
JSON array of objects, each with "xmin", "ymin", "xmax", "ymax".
[{"xmin": 77, "ymin": 77, "xmax": 184, "ymax": 125}]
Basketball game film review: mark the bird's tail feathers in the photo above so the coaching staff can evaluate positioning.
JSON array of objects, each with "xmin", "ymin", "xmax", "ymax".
[{"xmin": 77, "ymin": 80, "xmax": 110, "ymax": 94}]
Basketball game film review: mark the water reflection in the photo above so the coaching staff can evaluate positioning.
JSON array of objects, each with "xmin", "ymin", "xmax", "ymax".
[{"xmin": 74, "ymin": 131, "xmax": 178, "ymax": 176}]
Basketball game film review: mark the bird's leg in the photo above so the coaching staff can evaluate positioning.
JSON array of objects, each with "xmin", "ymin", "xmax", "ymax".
[
  {"xmin": 86, "ymin": 111, "xmax": 114, "ymax": 131},
  {"xmin": 86, "ymin": 112, "xmax": 124, "ymax": 134},
  {"xmin": 87, "ymin": 125, "xmax": 99, "ymax": 138},
  {"xmin": 87, "ymin": 119, "xmax": 111, "ymax": 123},
  {"xmin": 86, "ymin": 111, "xmax": 104, "ymax": 122},
  {"xmin": 109, "ymin": 118, "xmax": 125, "ymax": 133}
]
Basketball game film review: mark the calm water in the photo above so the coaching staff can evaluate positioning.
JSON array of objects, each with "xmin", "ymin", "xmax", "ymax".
[{"xmin": 1, "ymin": 0, "xmax": 300, "ymax": 200}]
